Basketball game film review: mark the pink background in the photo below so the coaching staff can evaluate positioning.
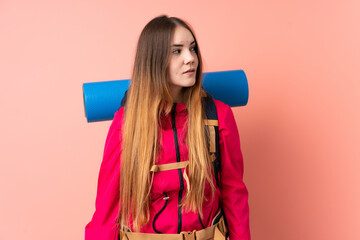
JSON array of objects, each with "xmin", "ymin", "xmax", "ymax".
[{"xmin": 1, "ymin": 0, "xmax": 359, "ymax": 239}]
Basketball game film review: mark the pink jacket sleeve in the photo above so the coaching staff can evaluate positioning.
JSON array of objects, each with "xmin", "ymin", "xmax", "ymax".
[
  {"xmin": 216, "ymin": 100, "xmax": 251, "ymax": 240},
  {"xmin": 85, "ymin": 108, "xmax": 124, "ymax": 240}
]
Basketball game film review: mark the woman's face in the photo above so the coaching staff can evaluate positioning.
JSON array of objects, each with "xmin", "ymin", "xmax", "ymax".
[{"xmin": 167, "ymin": 26, "xmax": 199, "ymax": 101}]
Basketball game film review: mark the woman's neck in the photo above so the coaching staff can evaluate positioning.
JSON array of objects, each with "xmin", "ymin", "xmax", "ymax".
[{"xmin": 170, "ymin": 86, "xmax": 185, "ymax": 103}]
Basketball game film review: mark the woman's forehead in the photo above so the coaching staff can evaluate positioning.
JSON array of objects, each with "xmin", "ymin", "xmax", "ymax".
[{"xmin": 171, "ymin": 26, "xmax": 195, "ymax": 45}]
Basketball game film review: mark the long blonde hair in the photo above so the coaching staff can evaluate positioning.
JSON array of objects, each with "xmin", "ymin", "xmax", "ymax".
[{"xmin": 118, "ymin": 15, "xmax": 215, "ymax": 231}]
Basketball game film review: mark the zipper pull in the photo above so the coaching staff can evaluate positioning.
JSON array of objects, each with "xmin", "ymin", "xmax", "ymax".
[{"xmin": 163, "ymin": 192, "xmax": 169, "ymax": 200}]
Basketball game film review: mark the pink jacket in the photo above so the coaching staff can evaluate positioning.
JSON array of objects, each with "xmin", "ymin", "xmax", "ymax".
[{"xmin": 85, "ymin": 100, "xmax": 250, "ymax": 240}]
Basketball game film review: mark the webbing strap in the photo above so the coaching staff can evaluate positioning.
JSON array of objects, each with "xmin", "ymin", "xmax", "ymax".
[
  {"xmin": 150, "ymin": 161, "xmax": 189, "ymax": 173},
  {"xmin": 204, "ymin": 119, "xmax": 218, "ymax": 126},
  {"xmin": 208, "ymin": 125, "xmax": 216, "ymax": 153},
  {"xmin": 205, "ymin": 119, "xmax": 218, "ymax": 154}
]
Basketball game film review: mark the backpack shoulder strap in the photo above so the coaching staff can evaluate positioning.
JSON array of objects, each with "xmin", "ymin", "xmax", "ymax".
[
  {"xmin": 203, "ymin": 93, "xmax": 229, "ymax": 237},
  {"xmin": 203, "ymin": 93, "xmax": 221, "ymax": 187}
]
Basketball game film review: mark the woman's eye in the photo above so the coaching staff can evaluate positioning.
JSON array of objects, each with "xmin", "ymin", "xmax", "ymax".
[
  {"xmin": 191, "ymin": 46, "xmax": 196, "ymax": 52},
  {"xmin": 172, "ymin": 49, "xmax": 181, "ymax": 54}
]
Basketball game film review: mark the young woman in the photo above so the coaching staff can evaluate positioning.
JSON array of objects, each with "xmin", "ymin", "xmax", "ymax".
[{"xmin": 85, "ymin": 15, "xmax": 250, "ymax": 240}]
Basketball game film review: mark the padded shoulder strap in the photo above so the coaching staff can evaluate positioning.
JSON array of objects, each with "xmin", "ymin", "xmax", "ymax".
[
  {"xmin": 203, "ymin": 92, "xmax": 228, "ymax": 237},
  {"xmin": 203, "ymin": 93, "xmax": 221, "ymax": 187},
  {"xmin": 204, "ymin": 93, "xmax": 218, "ymax": 120}
]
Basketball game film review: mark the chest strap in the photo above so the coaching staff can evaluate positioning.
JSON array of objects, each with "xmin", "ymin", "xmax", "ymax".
[{"xmin": 150, "ymin": 161, "xmax": 189, "ymax": 172}]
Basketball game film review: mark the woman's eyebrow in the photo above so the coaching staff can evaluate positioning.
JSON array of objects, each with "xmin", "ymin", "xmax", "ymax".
[{"xmin": 171, "ymin": 40, "xmax": 196, "ymax": 47}]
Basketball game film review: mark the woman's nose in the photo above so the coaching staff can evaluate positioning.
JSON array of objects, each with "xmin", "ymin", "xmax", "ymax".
[{"xmin": 184, "ymin": 50, "xmax": 195, "ymax": 64}]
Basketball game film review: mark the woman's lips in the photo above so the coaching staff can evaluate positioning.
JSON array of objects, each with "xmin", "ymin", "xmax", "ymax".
[{"xmin": 183, "ymin": 68, "xmax": 195, "ymax": 74}]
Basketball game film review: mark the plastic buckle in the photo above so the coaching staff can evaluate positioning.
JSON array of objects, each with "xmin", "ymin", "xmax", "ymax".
[{"xmin": 181, "ymin": 230, "xmax": 196, "ymax": 240}]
